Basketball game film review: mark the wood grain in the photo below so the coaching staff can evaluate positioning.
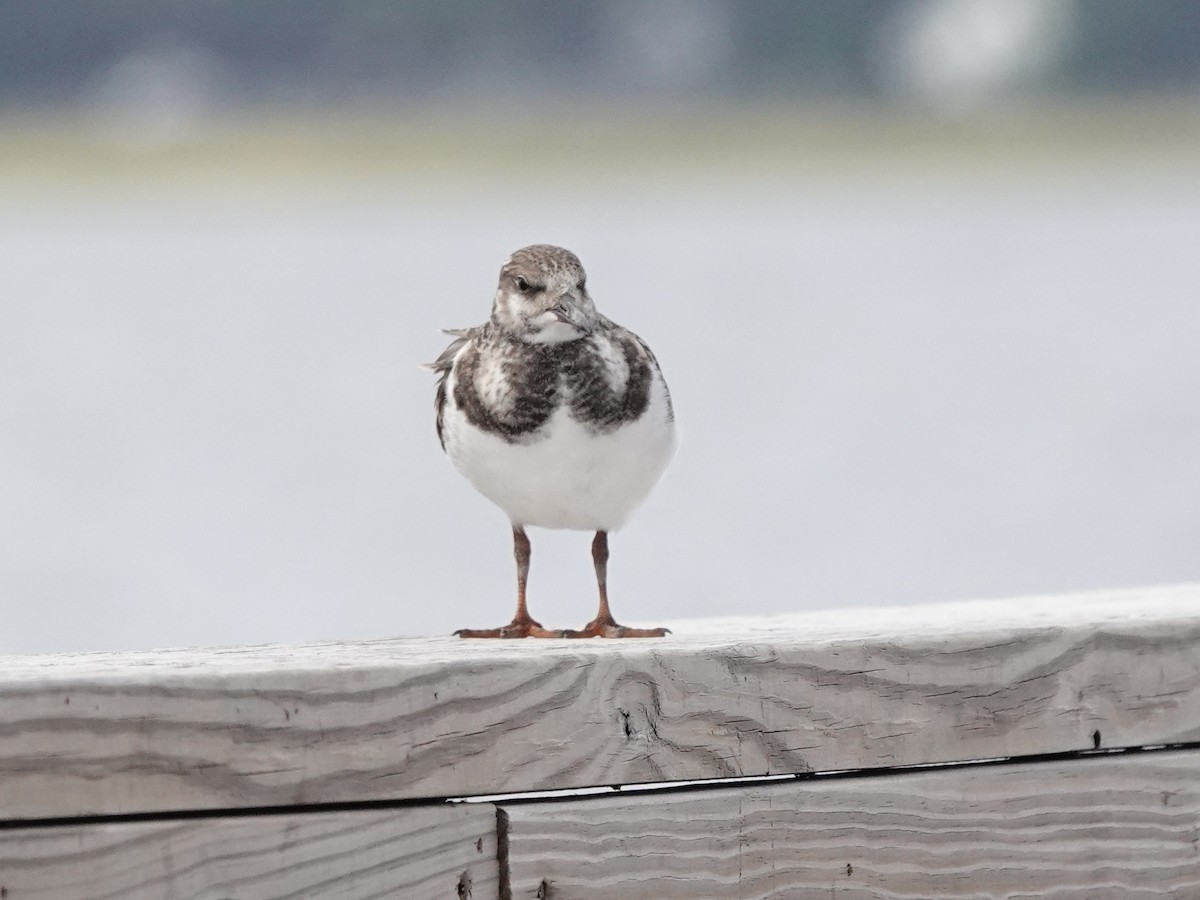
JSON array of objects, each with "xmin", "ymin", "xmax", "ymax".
[
  {"xmin": 502, "ymin": 750, "xmax": 1200, "ymax": 899},
  {"xmin": 0, "ymin": 804, "xmax": 498, "ymax": 900},
  {"xmin": 2, "ymin": 584, "xmax": 1199, "ymax": 819}
]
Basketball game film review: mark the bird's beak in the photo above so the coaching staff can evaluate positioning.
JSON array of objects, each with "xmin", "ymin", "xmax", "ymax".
[{"xmin": 548, "ymin": 292, "xmax": 586, "ymax": 327}]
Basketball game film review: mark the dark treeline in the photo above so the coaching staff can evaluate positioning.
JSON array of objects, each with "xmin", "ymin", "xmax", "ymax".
[{"xmin": 2, "ymin": 1, "xmax": 1198, "ymax": 109}]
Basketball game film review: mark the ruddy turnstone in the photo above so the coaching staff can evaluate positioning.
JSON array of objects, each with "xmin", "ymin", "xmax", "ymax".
[{"xmin": 430, "ymin": 245, "xmax": 675, "ymax": 638}]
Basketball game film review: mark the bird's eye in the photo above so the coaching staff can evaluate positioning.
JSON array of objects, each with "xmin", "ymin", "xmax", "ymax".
[
  {"xmin": 515, "ymin": 277, "xmax": 532, "ymax": 293},
  {"xmin": 576, "ymin": 278, "xmax": 586, "ymax": 292}
]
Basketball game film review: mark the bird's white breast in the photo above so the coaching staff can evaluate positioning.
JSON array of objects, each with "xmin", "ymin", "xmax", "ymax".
[{"xmin": 441, "ymin": 360, "xmax": 676, "ymax": 532}]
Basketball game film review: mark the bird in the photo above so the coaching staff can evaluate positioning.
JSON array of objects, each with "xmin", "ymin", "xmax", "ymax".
[{"xmin": 429, "ymin": 244, "xmax": 675, "ymax": 638}]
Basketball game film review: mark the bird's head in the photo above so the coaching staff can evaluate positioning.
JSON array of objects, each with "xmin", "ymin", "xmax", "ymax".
[{"xmin": 490, "ymin": 244, "xmax": 599, "ymax": 343}]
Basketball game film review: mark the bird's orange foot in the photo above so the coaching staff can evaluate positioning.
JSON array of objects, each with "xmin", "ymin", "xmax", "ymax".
[
  {"xmin": 455, "ymin": 615, "xmax": 563, "ymax": 639},
  {"xmin": 559, "ymin": 615, "xmax": 671, "ymax": 639}
]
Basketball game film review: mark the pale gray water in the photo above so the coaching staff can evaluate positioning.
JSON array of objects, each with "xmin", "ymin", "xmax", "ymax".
[{"xmin": 2, "ymin": 157, "xmax": 1198, "ymax": 654}]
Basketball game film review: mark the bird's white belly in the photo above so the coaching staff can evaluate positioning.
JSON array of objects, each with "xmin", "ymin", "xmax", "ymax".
[{"xmin": 442, "ymin": 377, "xmax": 676, "ymax": 531}]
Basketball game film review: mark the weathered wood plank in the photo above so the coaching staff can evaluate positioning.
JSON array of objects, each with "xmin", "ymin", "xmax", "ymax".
[
  {"xmin": 1, "ymin": 583, "xmax": 1199, "ymax": 819},
  {"xmin": 502, "ymin": 750, "xmax": 1200, "ymax": 899},
  {"xmin": 0, "ymin": 804, "xmax": 498, "ymax": 900}
]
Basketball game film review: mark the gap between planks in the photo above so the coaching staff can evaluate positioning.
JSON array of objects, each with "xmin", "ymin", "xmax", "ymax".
[{"xmin": 4, "ymin": 739, "xmax": 1199, "ymax": 832}]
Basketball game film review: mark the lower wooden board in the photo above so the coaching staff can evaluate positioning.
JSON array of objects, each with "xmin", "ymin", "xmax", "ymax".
[
  {"xmin": 0, "ymin": 804, "xmax": 498, "ymax": 900},
  {"xmin": 501, "ymin": 750, "xmax": 1200, "ymax": 900}
]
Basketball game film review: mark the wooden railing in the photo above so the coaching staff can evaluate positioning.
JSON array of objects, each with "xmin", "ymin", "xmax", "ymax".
[{"xmin": 2, "ymin": 584, "xmax": 1198, "ymax": 898}]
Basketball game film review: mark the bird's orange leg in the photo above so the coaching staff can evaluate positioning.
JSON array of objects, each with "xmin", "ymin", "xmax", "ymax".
[
  {"xmin": 456, "ymin": 526, "xmax": 562, "ymax": 638},
  {"xmin": 561, "ymin": 531, "xmax": 670, "ymax": 639}
]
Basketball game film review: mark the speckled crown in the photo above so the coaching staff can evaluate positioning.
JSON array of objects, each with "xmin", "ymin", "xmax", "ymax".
[{"xmin": 500, "ymin": 245, "xmax": 586, "ymax": 282}]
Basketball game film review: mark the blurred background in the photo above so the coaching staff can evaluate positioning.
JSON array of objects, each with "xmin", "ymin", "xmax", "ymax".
[{"xmin": 2, "ymin": 1, "xmax": 1198, "ymax": 654}]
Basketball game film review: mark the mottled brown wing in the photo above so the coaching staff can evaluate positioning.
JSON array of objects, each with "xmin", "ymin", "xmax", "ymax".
[
  {"xmin": 427, "ymin": 327, "xmax": 478, "ymax": 451},
  {"xmin": 607, "ymin": 318, "xmax": 674, "ymax": 424}
]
